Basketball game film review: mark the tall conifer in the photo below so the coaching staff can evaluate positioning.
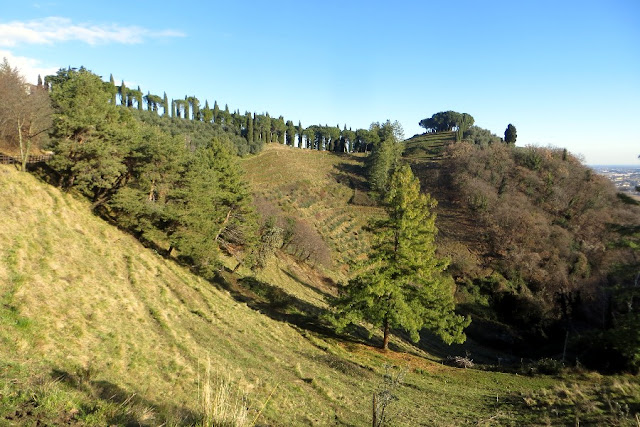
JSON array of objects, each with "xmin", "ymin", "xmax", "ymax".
[{"xmin": 331, "ymin": 166, "xmax": 469, "ymax": 349}]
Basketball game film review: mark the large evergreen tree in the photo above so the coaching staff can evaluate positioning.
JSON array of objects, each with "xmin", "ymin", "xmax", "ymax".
[
  {"xmin": 109, "ymin": 125, "xmax": 186, "ymax": 244},
  {"xmin": 48, "ymin": 67, "xmax": 138, "ymax": 208},
  {"xmin": 504, "ymin": 123, "xmax": 517, "ymax": 144},
  {"xmin": 170, "ymin": 137, "xmax": 256, "ymax": 278},
  {"xmin": 332, "ymin": 165, "xmax": 469, "ymax": 349}
]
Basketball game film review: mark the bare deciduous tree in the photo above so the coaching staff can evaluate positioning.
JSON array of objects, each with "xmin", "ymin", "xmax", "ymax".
[{"xmin": 0, "ymin": 58, "xmax": 52, "ymax": 171}]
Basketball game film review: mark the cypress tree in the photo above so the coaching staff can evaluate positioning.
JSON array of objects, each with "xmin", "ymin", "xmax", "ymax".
[
  {"xmin": 184, "ymin": 96, "xmax": 190, "ymax": 120},
  {"xmin": 253, "ymin": 113, "xmax": 259, "ymax": 143},
  {"xmin": 119, "ymin": 80, "xmax": 127, "ymax": 106},
  {"xmin": 264, "ymin": 113, "xmax": 271, "ymax": 142},
  {"xmin": 202, "ymin": 100, "xmax": 213, "ymax": 123},
  {"xmin": 106, "ymin": 74, "xmax": 116, "ymax": 104},
  {"xmin": 504, "ymin": 124, "xmax": 517, "ymax": 144},
  {"xmin": 297, "ymin": 121, "xmax": 303, "ymax": 148},
  {"xmin": 163, "ymin": 92, "xmax": 169, "ymax": 116},
  {"xmin": 213, "ymin": 101, "xmax": 220, "ymax": 124},
  {"xmin": 137, "ymin": 86, "xmax": 143, "ymax": 110},
  {"xmin": 247, "ymin": 112, "xmax": 254, "ymax": 143}
]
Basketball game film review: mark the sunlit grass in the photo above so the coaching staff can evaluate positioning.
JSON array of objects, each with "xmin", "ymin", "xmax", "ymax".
[{"xmin": 1, "ymin": 163, "xmax": 638, "ymax": 425}]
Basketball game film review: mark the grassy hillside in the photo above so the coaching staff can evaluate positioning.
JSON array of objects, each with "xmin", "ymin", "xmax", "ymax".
[
  {"xmin": 242, "ymin": 144, "xmax": 383, "ymax": 278},
  {"xmin": 1, "ymin": 161, "xmax": 639, "ymax": 426}
]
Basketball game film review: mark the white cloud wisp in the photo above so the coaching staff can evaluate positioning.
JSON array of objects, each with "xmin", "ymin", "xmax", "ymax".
[
  {"xmin": 0, "ymin": 49, "xmax": 58, "ymax": 84},
  {"xmin": 0, "ymin": 17, "xmax": 185, "ymax": 47}
]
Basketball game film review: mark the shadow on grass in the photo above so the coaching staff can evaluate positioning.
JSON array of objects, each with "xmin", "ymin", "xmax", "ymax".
[
  {"xmin": 50, "ymin": 368, "xmax": 199, "ymax": 426},
  {"xmin": 281, "ymin": 268, "xmax": 335, "ymax": 301},
  {"xmin": 213, "ymin": 271, "xmax": 378, "ymax": 348}
]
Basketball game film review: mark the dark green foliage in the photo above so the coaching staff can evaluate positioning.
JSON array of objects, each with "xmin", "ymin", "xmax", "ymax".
[
  {"xmin": 169, "ymin": 138, "xmax": 256, "ymax": 277},
  {"xmin": 162, "ymin": 92, "xmax": 169, "ymax": 116},
  {"xmin": 44, "ymin": 68, "xmax": 259, "ymax": 282},
  {"xmin": 366, "ymin": 121, "xmax": 404, "ymax": 195},
  {"xmin": 108, "ymin": 74, "xmax": 116, "ymax": 104},
  {"xmin": 184, "ymin": 96, "xmax": 190, "ymax": 120},
  {"xmin": 332, "ymin": 166, "xmax": 469, "ymax": 348},
  {"xmin": 188, "ymin": 96, "xmax": 200, "ymax": 120},
  {"xmin": 212, "ymin": 101, "xmax": 220, "ymax": 124},
  {"xmin": 201, "ymin": 100, "xmax": 213, "ymax": 123},
  {"xmin": 296, "ymin": 121, "xmax": 303, "ymax": 148},
  {"xmin": 285, "ymin": 120, "xmax": 295, "ymax": 146},
  {"xmin": 135, "ymin": 86, "xmax": 143, "ymax": 110},
  {"xmin": 246, "ymin": 112, "xmax": 254, "ymax": 144},
  {"xmin": 504, "ymin": 124, "xmax": 517, "ymax": 144},
  {"xmin": 463, "ymin": 126, "xmax": 501, "ymax": 146},
  {"xmin": 144, "ymin": 93, "xmax": 163, "ymax": 113},
  {"xmin": 273, "ymin": 116, "xmax": 286, "ymax": 144},
  {"xmin": 456, "ymin": 113, "xmax": 474, "ymax": 142},
  {"xmin": 263, "ymin": 113, "xmax": 271, "ymax": 143},
  {"xmin": 47, "ymin": 67, "xmax": 137, "ymax": 207},
  {"xmin": 419, "ymin": 111, "xmax": 473, "ymax": 134},
  {"xmin": 108, "ymin": 125, "xmax": 186, "ymax": 243},
  {"xmin": 342, "ymin": 128, "xmax": 356, "ymax": 153},
  {"xmin": 119, "ymin": 80, "xmax": 127, "ymax": 106}
]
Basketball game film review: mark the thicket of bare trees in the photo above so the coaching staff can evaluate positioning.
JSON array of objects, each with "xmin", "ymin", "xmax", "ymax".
[{"xmin": 0, "ymin": 59, "xmax": 52, "ymax": 171}]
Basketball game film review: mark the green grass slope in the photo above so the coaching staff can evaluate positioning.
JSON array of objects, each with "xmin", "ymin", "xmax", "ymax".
[
  {"xmin": 242, "ymin": 144, "xmax": 384, "ymax": 277},
  {"xmin": 403, "ymin": 131, "xmax": 456, "ymax": 162},
  {"xmin": 1, "ymin": 163, "xmax": 638, "ymax": 426},
  {"xmin": 0, "ymin": 164, "xmax": 382, "ymax": 425}
]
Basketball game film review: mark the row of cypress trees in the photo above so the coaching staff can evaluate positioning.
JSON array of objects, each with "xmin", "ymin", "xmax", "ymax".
[{"xmin": 98, "ymin": 73, "xmax": 392, "ymax": 153}]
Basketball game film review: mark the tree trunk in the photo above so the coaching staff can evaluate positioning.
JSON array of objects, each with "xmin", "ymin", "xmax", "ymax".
[
  {"xmin": 382, "ymin": 318, "xmax": 390, "ymax": 350},
  {"xmin": 17, "ymin": 118, "xmax": 28, "ymax": 172},
  {"xmin": 372, "ymin": 393, "xmax": 377, "ymax": 427}
]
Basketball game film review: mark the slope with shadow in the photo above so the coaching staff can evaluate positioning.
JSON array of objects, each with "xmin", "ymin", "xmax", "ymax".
[
  {"xmin": 1, "ymin": 160, "xmax": 634, "ymax": 426},
  {"xmin": 242, "ymin": 144, "xmax": 384, "ymax": 278}
]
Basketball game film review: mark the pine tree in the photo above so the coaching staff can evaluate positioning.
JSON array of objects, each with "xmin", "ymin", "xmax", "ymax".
[
  {"xmin": 48, "ymin": 68, "xmax": 137, "ymax": 207},
  {"xmin": 170, "ymin": 137, "xmax": 256, "ymax": 278},
  {"xmin": 331, "ymin": 165, "xmax": 469, "ymax": 349}
]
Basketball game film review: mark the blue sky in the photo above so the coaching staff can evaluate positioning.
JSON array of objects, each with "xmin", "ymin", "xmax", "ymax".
[{"xmin": 1, "ymin": 0, "xmax": 638, "ymax": 164}]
